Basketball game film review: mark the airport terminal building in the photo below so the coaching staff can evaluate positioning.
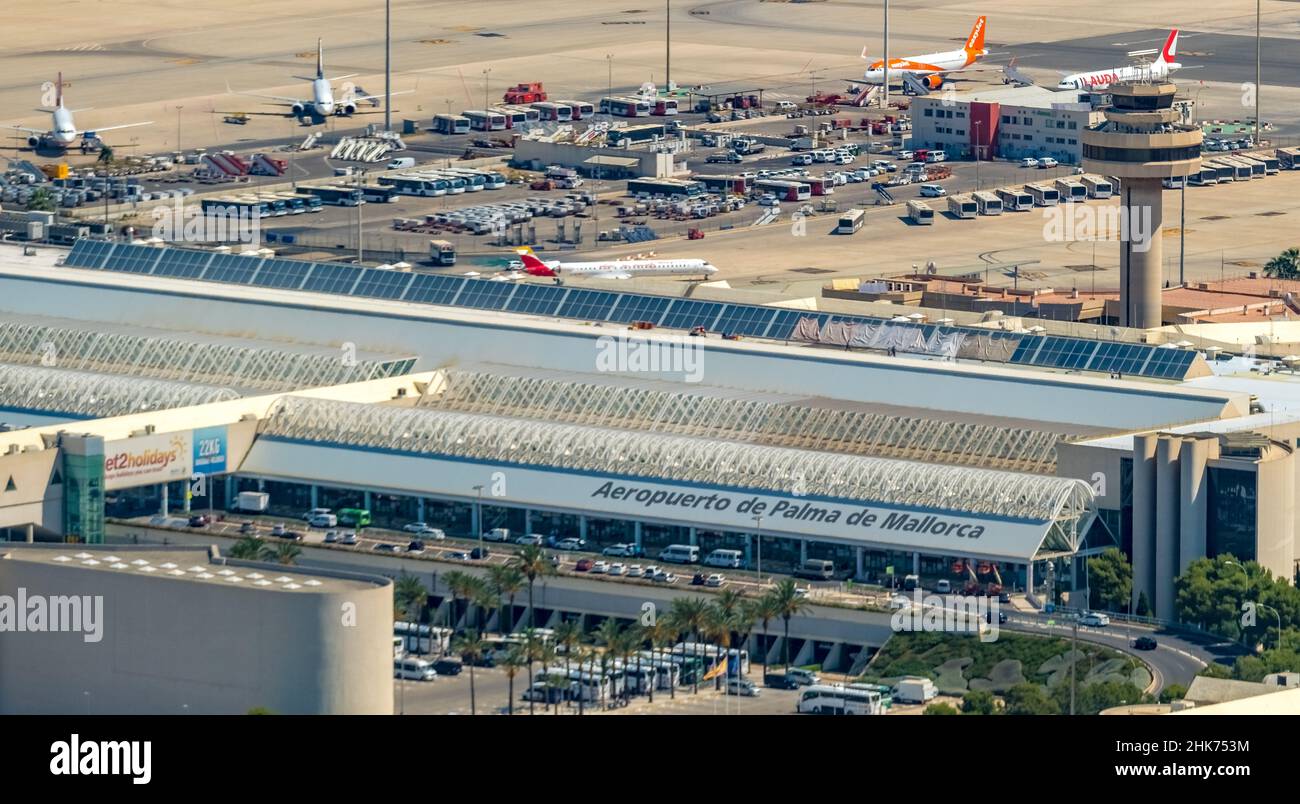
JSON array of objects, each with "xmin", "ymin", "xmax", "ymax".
[
  {"xmin": 0, "ymin": 241, "xmax": 1297, "ymax": 621},
  {"xmin": 911, "ymin": 85, "xmax": 1103, "ymax": 166}
]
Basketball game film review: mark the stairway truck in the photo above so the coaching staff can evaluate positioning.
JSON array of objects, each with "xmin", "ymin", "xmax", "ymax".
[{"xmin": 237, "ymin": 491, "xmax": 269, "ymax": 513}]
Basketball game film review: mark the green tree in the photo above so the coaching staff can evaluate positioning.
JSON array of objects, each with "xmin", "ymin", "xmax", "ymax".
[
  {"xmin": 961, "ymin": 689, "xmax": 996, "ymax": 715},
  {"xmin": 488, "ymin": 564, "xmax": 525, "ymax": 635},
  {"xmin": 924, "ymin": 702, "xmax": 960, "ymax": 715},
  {"xmin": 753, "ymin": 593, "xmax": 781, "ymax": 670},
  {"xmin": 1264, "ymin": 247, "xmax": 1300, "ymax": 279},
  {"xmin": 469, "ymin": 579, "xmax": 495, "ymax": 633},
  {"xmin": 261, "ymin": 541, "xmax": 301, "ymax": 565},
  {"xmin": 515, "ymin": 545, "xmax": 553, "ymax": 631},
  {"xmin": 595, "ymin": 617, "xmax": 625, "ymax": 709},
  {"xmin": 442, "ymin": 570, "xmax": 477, "ymax": 632},
  {"xmin": 393, "ymin": 573, "xmax": 427, "ymax": 651},
  {"xmin": 228, "ymin": 535, "xmax": 264, "ymax": 560},
  {"xmin": 1088, "ymin": 548, "xmax": 1132, "ymax": 612},
  {"xmin": 767, "ymin": 579, "xmax": 811, "ymax": 673},
  {"xmin": 1136, "ymin": 591, "xmax": 1151, "ymax": 617},
  {"xmin": 26, "ymin": 187, "xmax": 56, "ymax": 212},
  {"xmin": 554, "ymin": 619, "xmax": 583, "ymax": 708},
  {"xmin": 451, "ymin": 630, "xmax": 487, "ymax": 715},
  {"xmin": 501, "ymin": 643, "xmax": 528, "ymax": 716},
  {"xmin": 668, "ymin": 597, "xmax": 710, "ymax": 693},
  {"xmin": 1197, "ymin": 662, "xmax": 1232, "ymax": 679},
  {"xmin": 1003, "ymin": 683, "xmax": 1061, "ymax": 715},
  {"xmin": 1159, "ymin": 683, "xmax": 1188, "ymax": 703},
  {"xmin": 1054, "ymin": 680, "xmax": 1146, "ymax": 716}
]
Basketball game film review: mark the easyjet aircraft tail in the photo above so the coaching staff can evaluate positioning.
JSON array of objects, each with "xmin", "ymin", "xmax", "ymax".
[{"xmin": 964, "ymin": 15, "xmax": 987, "ymax": 57}]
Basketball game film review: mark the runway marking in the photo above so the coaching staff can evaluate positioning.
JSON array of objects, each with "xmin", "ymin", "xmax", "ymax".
[{"xmin": 58, "ymin": 44, "xmax": 106, "ymax": 52}]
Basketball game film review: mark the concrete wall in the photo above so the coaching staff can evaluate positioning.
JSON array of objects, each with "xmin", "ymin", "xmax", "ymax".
[
  {"xmin": 0, "ymin": 447, "xmax": 62, "ymax": 533},
  {"xmin": 0, "ymin": 544, "xmax": 393, "ymax": 715}
]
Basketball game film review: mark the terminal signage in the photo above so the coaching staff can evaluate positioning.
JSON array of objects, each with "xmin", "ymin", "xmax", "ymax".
[
  {"xmin": 193, "ymin": 426, "xmax": 228, "ymax": 475},
  {"xmin": 103, "ymin": 431, "xmax": 193, "ymax": 490}
]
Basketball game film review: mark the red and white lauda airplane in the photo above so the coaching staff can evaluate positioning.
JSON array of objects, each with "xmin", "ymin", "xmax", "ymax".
[
  {"xmin": 1055, "ymin": 30, "xmax": 1183, "ymax": 91},
  {"xmin": 514, "ymin": 247, "xmax": 718, "ymax": 281},
  {"xmin": 509, "ymin": 245, "xmax": 717, "ymax": 279},
  {"xmin": 862, "ymin": 16, "xmax": 990, "ymax": 90}
]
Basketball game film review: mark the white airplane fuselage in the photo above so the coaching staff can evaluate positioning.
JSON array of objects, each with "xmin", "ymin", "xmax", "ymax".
[{"xmin": 528, "ymin": 258, "xmax": 718, "ymax": 279}]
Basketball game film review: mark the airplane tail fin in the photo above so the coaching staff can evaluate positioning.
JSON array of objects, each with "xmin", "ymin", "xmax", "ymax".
[
  {"xmin": 965, "ymin": 15, "xmax": 987, "ymax": 56},
  {"xmin": 316, "ymin": 39, "xmax": 324, "ymax": 80},
  {"xmin": 514, "ymin": 246, "xmax": 554, "ymax": 274},
  {"xmin": 1156, "ymin": 29, "xmax": 1178, "ymax": 64}
]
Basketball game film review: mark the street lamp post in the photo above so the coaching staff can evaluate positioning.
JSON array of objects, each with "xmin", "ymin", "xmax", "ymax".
[
  {"xmin": 473, "ymin": 484, "xmax": 485, "ymax": 554},
  {"xmin": 482, "ymin": 68, "xmax": 491, "ymax": 115}
]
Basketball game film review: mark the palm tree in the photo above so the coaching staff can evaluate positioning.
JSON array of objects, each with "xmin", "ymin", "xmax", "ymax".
[
  {"xmin": 442, "ymin": 570, "xmax": 477, "ymax": 632},
  {"xmin": 523, "ymin": 629, "xmax": 544, "ymax": 715},
  {"xmin": 451, "ymin": 630, "xmax": 487, "ymax": 715},
  {"xmin": 642, "ymin": 619, "xmax": 673, "ymax": 702},
  {"xmin": 754, "ymin": 593, "xmax": 781, "ymax": 671},
  {"xmin": 554, "ymin": 619, "xmax": 582, "ymax": 709},
  {"xmin": 595, "ymin": 617, "xmax": 624, "ymax": 709},
  {"xmin": 1265, "ymin": 247, "xmax": 1300, "ymax": 279},
  {"xmin": 538, "ymin": 640, "xmax": 559, "ymax": 713},
  {"xmin": 702, "ymin": 607, "xmax": 735, "ymax": 692},
  {"xmin": 768, "ymin": 579, "xmax": 811, "ymax": 673},
  {"xmin": 261, "ymin": 541, "xmax": 301, "ymax": 565},
  {"xmin": 228, "ymin": 535, "xmax": 263, "ymax": 560},
  {"xmin": 570, "ymin": 645, "xmax": 593, "ymax": 715},
  {"xmin": 488, "ymin": 564, "xmax": 525, "ymax": 635},
  {"xmin": 669, "ymin": 597, "xmax": 710, "ymax": 693},
  {"xmin": 501, "ymin": 643, "xmax": 528, "ymax": 715},
  {"xmin": 515, "ymin": 545, "xmax": 553, "ymax": 631},
  {"xmin": 469, "ymin": 579, "xmax": 495, "ymax": 634},
  {"xmin": 656, "ymin": 613, "xmax": 684, "ymax": 699},
  {"xmin": 394, "ymin": 573, "xmax": 427, "ymax": 653},
  {"xmin": 735, "ymin": 599, "xmax": 761, "ymax": 677}
]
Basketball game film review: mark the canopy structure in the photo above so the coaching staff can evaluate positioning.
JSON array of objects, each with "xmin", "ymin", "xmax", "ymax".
[
  {"xmin": 259, "ymin": 395, "xmax": 1096, "ymax": 559},
  {"xmin": 423, "ymin": 367, "xmax": 1072, "ymax": 474},
  {"xmin": 0, "ymin": 364, "xmax": 240, "ymax": 418}
]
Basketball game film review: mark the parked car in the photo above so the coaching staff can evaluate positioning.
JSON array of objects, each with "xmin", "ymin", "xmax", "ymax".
[
  {"xmin": 1019, "ymin": 157, "xmax": 1040, "ymax": 168},
  {"xmin": 574, "ymin": 558, "xmax": 595, "ymax": 572},
  {"xmin": 935, "ymin": 579, "xmax": 952, "ymax": 594},
  {"xmin": 340, "ymin": 531, "xmax": 358, "ymax": 545},
  {"xmin": 187, "ymin": 515, "xmax": 209, "ymax": 528},
  {"xmin": 706, "ymin": 152, "xmax": 743, "ymax": 164},
  {"xmin": 705, "ymin": 573, "xmax": 727, "ymax": 588},
  {"xmin": 627, "ymin": 564, "xmax": 645, "ymax": 578},
  {"xmin": 787, "ymin": 668, "xmax": 820, "ymax": 686},
  {"xmin": 1133, "ymin": 636, "xmax": 1158, "ymax": 650},
  {"xmin": 374, "ymin": 543, "xmax": 401, "ymax": 553},
  {"xmin": 651, "ymin": 570, "xmax": 678, "ymax": 584},
  {"xmin": 483, "ymin": 528, "xmax": 511, "ymax": 543},
  {"xmin": 1079, "ymin": 612, "xmax": 1111, "ymax": 627},
  {"xmin": 726, "ymin": 677, "xmax": 759, "ymax": 697},
  {"xmin": 407, "ymin": 540, "xmax": 426, "ymax": 553},
  {"xmin": 590, "ymin": 560, "xmax": 610, "ymax": 574},
  {"xmin": 764, "ymin": 672, "xmax": 801, "ymax": 690},
  {"xmin": 555, "ymin": 537, "xmax": 586, "ymax": 551},
  {"xmin": 986, "ymin": 610, "xmax": 1008, "ymax": 624},
  {"xmin": 469, "ymin": 547, "xmax": 491, "ymax": 560},
  {"xmin": 324, "ymin": 530, "xmax": 340, "ymax": 543},
  {"xmin": 239, "ymin": 522, "xmax": 255, "ymax": 535},
  {"xmin": 998, "ymin": 591, "xmax": 1011, "ymax": 604},
  {"xmin": 433, "ymin": 658, "xmax": 464, "ymax": 675},
  {"xmin": 515, "ymin": 533, "xmax": 544, "ymax": 546},
  {"xmin": 691, "ymin": 572, "xmax": 707, "ymax": 585},
  {"xmin": 602, "ymin": 543, "xmax": 636, "ymax": 557},
  {"xmin": 608, "ymin": 563, "xmax": 628, "ymax": 576},
  {"xmin": 403, "ymin": 522, "xmax": 440, "ymax": 535},
  {"xmin": 1039, "ymin": 157, "xmax": 1058, "ymax": 168}
]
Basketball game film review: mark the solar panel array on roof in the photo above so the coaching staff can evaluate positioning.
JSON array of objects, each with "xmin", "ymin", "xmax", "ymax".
[{"xmin": 60, "ymin": 240, "xmax": 1202, "ymax": 381}]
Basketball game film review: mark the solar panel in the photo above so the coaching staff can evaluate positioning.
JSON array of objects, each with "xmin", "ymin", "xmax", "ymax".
[
  {"xmin": 204, "ymin": 253, "xmax": 262, "ymax": 285},
  {"xmin": 250, "ymin": 258, "xmax": 312, "ymax": 290},
  {"xmin": 505, "ymin": 283, "xmax": 568, "ymax": 316},
  {"xmin": 605, "ymin": 294, "xmax": 673, "ymax": 325},
  {"xmin": 455, "ymin": 279, "xmax": 516, "ymax": 310},
  {"xmin": 104, "ymin": 243, "xmax": 163, "ymax": 274},
  {"xmin": 301, "ymin": 263, "xmax": 363, "ymax": 295},
  {"xmin": 352, "ymin": 269, "xmax": 414, "ymax": 300},
  {"xmin": 403, "ymin": 273, "xmax": 466, "ymax": 305},
  {"xmin": 151, "ymin": 248, "xmax": 214, "ymax": 280},
  {"xmin": 57, "ymin": 240, "xmax": 1207, "ymax": 381}
]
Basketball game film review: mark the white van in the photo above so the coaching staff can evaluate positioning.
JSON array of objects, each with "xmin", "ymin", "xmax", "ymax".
[
  {"xmin": 703, "ymin": 548, "xmax": 743, "ymax": 569},
  {"xmin": 919, "ymin": 183, "xmax": 946, "ymax": 198},
  {"xmin": 387, "ymin": 157, "xmax": 416, "ymax": 170},
  {"xmin": 483, "ymin": 527, "xmax": 512, "ymax": 542},
  {"xmin": 394, "ymin": 657, "xmax": 437, "ymax": 681},
  {"xmin": 658, "ymin": 544, "xmax": 700, "ymax": 564},
  {"xmin": 774, "ymin": 100, "xmax": 798, "ymax": 112},
  {"xmin": 308, "ymin": 513, "xmax": 338, "ymax": 528}
]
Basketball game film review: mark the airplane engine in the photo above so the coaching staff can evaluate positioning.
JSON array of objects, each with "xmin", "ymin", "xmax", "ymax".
[
  {"xmin": 291, "ymin": 102, "xmax": 307, "ymax": 116},
  {"xmin": 27, "ymin": 135, "xmax": 41, "ymax": 148},
  {"xmin": 339, "ymin": 102, "xmax": 357, "ymax": 116},
  {"xmin": 924, "ymin": 75, "xmax": 944, "ymax": 90}
]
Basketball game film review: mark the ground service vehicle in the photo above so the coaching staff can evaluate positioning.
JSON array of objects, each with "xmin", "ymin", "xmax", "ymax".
[{"xmin": 798, "ymin": 685, "xmax": 883, "ymax": 715}]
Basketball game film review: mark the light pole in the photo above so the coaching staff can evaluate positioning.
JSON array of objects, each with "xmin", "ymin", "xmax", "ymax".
[
  {"xmin": 473, "ymin": 484, "xmax": 484, "ymax": 553},
  {"xmin": 384, "ymin": 0, "xmax": 392, "ymax": 133},
  {"xmin": 665, "ymin": 0, "xmax": 671, "ymax": 92},
  {"xmin": 606, "ymin": 54, "xmax": 613, "ymax": 121},
  {"xmin": 1255, "ymin": 0, "xmax": 1261, "ymax": 149},
  {"xmin": 175, "ymin": 105, "xmax": 183, "ymax": 155},
  {"xmin": 752, "ymin": 515, "xmax": 763, "ymax": 587},
  {"xmin": 482, "ymin": 68, "xmax": 492, "ymax": 114},
  {"xmin": 973, "ymin": 120, "xmax": 982, "ymax": 190},
  {"xmin": 882, "ymin": 0, "xmax": 890, "ymax": 111}
]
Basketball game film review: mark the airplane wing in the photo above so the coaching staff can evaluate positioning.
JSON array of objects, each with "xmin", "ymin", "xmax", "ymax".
[
  {"xmin": 5, "ymin": 124, "xmax": 47, "ymax": 134},
  {"xmin": 84, "ymin": 120, "xmax": 153, "ymax": 135},
  {"xmin": 226, "ymin": 82, "xmax": 306, "ymax": 107},
  {"xmin": 347, "ymin": 89, "xmax": 415, "ymax": 103}
]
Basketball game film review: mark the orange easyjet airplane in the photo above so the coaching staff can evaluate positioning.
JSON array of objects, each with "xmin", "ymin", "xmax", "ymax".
[{"xmin": 863, "ymin": 16, "xmax": 989, "ymax": 89}]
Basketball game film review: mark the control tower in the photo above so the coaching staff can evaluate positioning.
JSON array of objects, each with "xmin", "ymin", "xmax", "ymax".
[{"xmin": 1081, "ymin": 81, "xmax": 1201, "ymax": 329}]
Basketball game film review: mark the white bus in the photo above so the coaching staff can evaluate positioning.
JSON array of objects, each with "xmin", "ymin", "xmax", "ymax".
[
  {"xmin": 658, "ymin": 544, "xmax": 700, "ymax": 564},
  {"xmin": 377, "ymin": 174, "xmax": 448, "ymax": 197},
  {"xmin": 703, "ymin": 548, "xmax": 743, "ymax": 569},
  {"xmin": 995, "ymin": 187, "xmax": 1034, "ymax": 211},
  {"xmin": 973, "ymin": 190, "xmax": 1002, "ymax": 215},
  {"xmin": 1053, "ymin": 178, "xmax": 1088, "ymax": 202},
  {"xmin": 1024, "ymin": 183, "xmax": 1059, "ymax": 206},
  {"xmin": 433, "ymin": 114, "xmax": 470, "ymax": 135},
  {"xmin": 530, "ymin": 101, "xmax": 574, "ymax": 122},
  {"xmin": 836, "ymin": 208, "xmax": 865, "ymax": 234},
  {"xmin": 946, "ymin": 194, "xmax": 977, "ymax": 219},
  {"xmin": 463, "ymin": 109, "xmax": 507, "ymax": 131},
  {"xmin": 1080, "ymin": 175, "xmax": 1113, "ymax": 199},
  {"xmin": 797, "ymin": 684, "xmax": 883, "ymax": 715},
  {"xmin": 906, "ymin": 199, "xmax": 934, "ymax": 225}
]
